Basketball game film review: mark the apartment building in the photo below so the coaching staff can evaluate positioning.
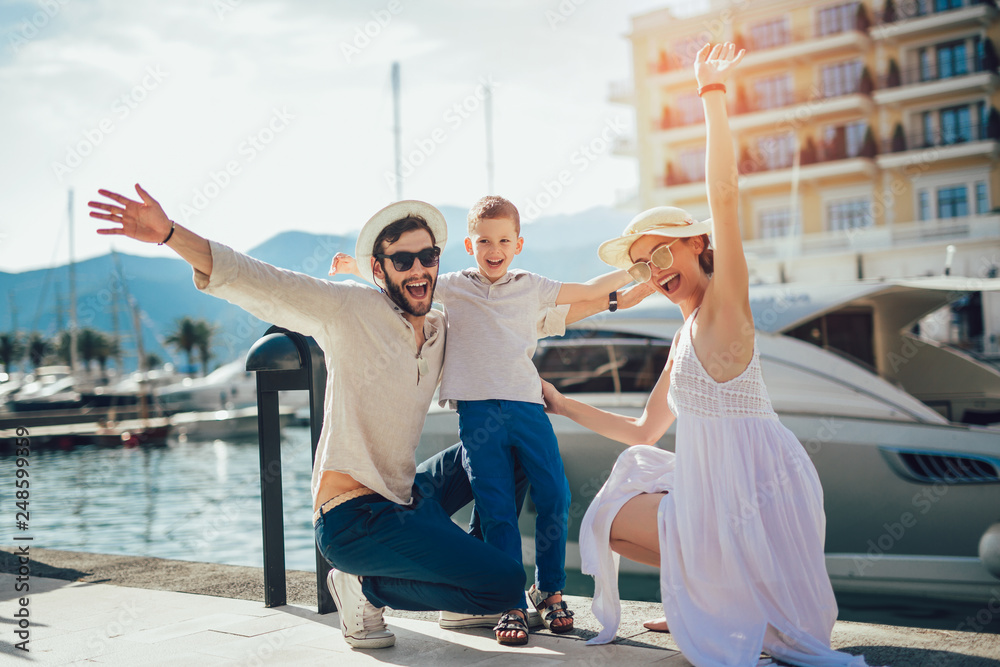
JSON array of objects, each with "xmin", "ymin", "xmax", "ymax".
[{"xmin": 611, "ymin": 0, "xmax": 1000, "ymax": 354}]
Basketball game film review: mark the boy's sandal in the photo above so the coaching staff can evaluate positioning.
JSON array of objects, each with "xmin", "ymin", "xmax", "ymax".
[
  {"xmin": 493, "ymin": 610, "xmax": 529, "ymax": 646},
  {"xmin": 528, "ymin": 586, "xmax": 575, "ymax": 634}
]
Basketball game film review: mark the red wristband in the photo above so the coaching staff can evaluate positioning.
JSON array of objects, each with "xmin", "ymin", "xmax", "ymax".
[{"xmin": 698, "ymin": 83, "xmax": 726, "ymax": 97}]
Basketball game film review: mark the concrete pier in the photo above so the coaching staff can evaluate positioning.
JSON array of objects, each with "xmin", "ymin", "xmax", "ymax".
[{"xmin": 1, "ymin": 548, "xmax": 998, "ymax": 666}]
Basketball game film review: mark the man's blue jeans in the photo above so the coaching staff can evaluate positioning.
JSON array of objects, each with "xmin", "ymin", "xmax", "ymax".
[
  {"xmin": 314, "ymin": 443, "xmax": 526, "ymax": 614},
  {"xmin": 457, "ymin": 399, "xmax": 570, "ymax": 600}
]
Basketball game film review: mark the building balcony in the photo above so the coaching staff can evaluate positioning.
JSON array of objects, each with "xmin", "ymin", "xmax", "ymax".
[
  {"xmin": 737, "ymin": 29, "xmax": 872, "ymax": 71},
  {"xmin": 875, "ymin": 56, "xmax": 1000, "ymax": 106},
  {"xmin": 877, "ymin": 121, "xmax": 1000, "ymax": 169},
  {"xmin": 608, "ymin": 79, "xmax": 634, "ymax": 105},
  {"xmin": 655, "ymin": 171, "xmax": 705, "ymax": 201},
  {"xmin": 744, "ymin": 214, "xmax": 1000, "ymax": 259},
  {"xmin": 871, "ymin": 0, "xmax": 998, "ymax": 42},
  {"xmin": 649, "ymin": 26, "xmax": 870, "ymax": 87},
  {"xmin": 732, "ymin": 89, "xmax": 874, "ymax": 131},
  {"xmin": 654, "ymin": 88, "xmax": 874, "ymax": 143},
  {"xmin": 739, "ymin": 146, "xmax": 879, "ymax": 191}
]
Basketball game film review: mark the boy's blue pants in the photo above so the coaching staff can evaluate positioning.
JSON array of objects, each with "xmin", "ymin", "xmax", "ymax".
[{"xmin": 457, "ymin": 399, "xmax": 570, "ymax": 604}]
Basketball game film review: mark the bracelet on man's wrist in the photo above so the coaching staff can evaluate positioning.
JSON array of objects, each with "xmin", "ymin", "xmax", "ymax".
[
  {"xmin": 697, "ymin": 83, "xmax": 726, "ymax": 97},
  {"xmin": 608, "ymin": 291, "xmax": 618, "ymax": 313},
  {"xmin": 158, "ymin": 221, "xmax": 176, "ymax": 246}
]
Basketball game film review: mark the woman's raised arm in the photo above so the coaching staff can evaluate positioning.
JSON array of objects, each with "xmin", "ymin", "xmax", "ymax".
[{"xmin": 695, "ymin": 43, "xmax": 750, "ymax": 314}]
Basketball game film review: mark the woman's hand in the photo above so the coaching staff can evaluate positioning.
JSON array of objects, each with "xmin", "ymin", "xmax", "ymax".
[
  {"xmin": 618, "ymin": 281, "xmax": 656, "ymax": 310},
  {"xmin": 694, "ymin": 42, "xmax": 745, "ymax": 89},
  {"xmin": 329, "ymin": 253, "xmax": 359, "ymax": 277},
  {"xmin": 89, "ymin": 184, "xmax": 173, "ymax": 244},
  {"xmin": 541, "ymin": 379, "xmax": 564, "ymax": 416}
]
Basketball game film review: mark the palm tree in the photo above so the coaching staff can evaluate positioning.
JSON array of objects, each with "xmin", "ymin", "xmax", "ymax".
[
  {"xmin": 27, "ymin": 333, "xmax": 48, "ymax": 371},
  {"xmin": 0, "ymin": 333, "xmax": 23, "ymax": 373},
  {"xmin": 92, "ymin": 333, "xmax": 120, "ymax": 378},
  {"xmin": 77, "ymin": 328, "xmax": 103, "ymax": 374},
  {"xmin": 192, "ymin": 320, "xmax": 218, "ymax": 377},
  {"xmin": 166, "ymin": 316, "xmax": 200, "ymax": 375},
  {"xmin": 56, "ymin": 331, "xmax": 73, "ymax": 366},
  {"xmin": 143, "ymin": 352, "xmax": 163, "ymax": 370}
]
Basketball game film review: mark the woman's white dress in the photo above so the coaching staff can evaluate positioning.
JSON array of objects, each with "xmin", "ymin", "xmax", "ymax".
[{"xmin": 580, "ymin": 310, "xmax": 870, "ymax": 666}]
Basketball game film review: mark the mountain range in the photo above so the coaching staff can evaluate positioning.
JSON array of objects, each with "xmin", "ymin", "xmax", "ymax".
[{"xmin": 0, "ymin": 205, "xmax": 633, "ymax": 371}]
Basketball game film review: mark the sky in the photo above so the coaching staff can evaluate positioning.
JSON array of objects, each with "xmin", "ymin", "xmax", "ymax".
[{"xmin": 0, "ymin": 0, "xmax": 692, "ymax": 274}]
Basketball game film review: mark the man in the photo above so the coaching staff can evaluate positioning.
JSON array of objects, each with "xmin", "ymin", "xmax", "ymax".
[{"xmin": 89, "ymin": 184, "xmax": 650, "ymax": 649}]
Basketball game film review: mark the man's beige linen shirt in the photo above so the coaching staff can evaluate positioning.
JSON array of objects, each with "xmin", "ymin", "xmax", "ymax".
[{"xmin": 194, "ymin": 241, "xmax": 445, "ymax": 505}]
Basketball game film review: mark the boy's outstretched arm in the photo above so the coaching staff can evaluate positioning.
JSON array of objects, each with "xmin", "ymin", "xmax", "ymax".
[
  {"xmin": 562, "ymin": 281, "xmax": 655, "ymax": 325},
  {"xmin": 554, "ymin": 269, "xmax": 632, "ymax": 305},
  {"xmin": 329, "ymin": 253, "xmax": 365, "ymax": 281}
]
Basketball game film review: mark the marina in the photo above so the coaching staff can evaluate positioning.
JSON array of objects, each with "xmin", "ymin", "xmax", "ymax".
[{"xmin": 1, "ymin": 425, "xmax": 998, "ymax": 637}]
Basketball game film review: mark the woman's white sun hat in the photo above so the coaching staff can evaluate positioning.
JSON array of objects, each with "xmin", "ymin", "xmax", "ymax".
[
  {"xmin": 355, "ymin": 200, "xmax": 448, "ymax": 284},
  {"xmin": 598, "ymin": 206, "xmax": 712, "ymax": 271}
]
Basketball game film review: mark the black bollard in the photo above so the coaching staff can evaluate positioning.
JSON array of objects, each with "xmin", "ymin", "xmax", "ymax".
[{"xmin": 246, "ymin": 325, "xmax": 334, "ymax": 613}]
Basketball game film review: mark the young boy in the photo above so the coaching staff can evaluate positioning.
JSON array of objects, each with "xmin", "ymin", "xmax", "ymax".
[{"xmin": 332, "ymin": 196, "xmax": 630, "ymax": 645}]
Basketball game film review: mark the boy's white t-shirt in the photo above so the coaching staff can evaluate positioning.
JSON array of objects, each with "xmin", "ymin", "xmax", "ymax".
[{"xmin": 435, "ymin": 268, "xmax": 561, "ymax": 408}]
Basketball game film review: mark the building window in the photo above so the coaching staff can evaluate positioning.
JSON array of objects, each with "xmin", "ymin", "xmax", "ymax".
[
  {"xmin": 918, "ymin": 190, "xmax": 931, "ymax": 220},
  {"xmin": 822, "ymin": 121, "xmax": 866, "ymax": 159},
  {"xmin": 750, "ymin": 17, "xmax": 791, "ymax": 49},
  {"xmin": 976, "ymin": 181, "xmax": 990, "ymax": 214},
  {"xmin": 820, "ymin": 60, "xmax": 863, "ymax": 97},
  {"xmin": 817, "ymin": 2, "xmax": 859, "ymax": 37},
  {"xmin": 753, "ymin": 73, "xmax": 793, "ymax": 110},
  {"xmin": 937, "ymin": 40, "xmax": 968, "ymax": 79},
  {"xmin": 934, "ymin": 0, "xmax": 963, "ymax": 11},
  {"xmin": 672, "ymin": 36, "xmax": 704, "ymax": 68},
  {"xmin": 758, "ymin": 208, "xmax": 793, "ymax": 239},
  {"xmin": 677, "ymin": 93, "xmax": 702, "ymax": 125},
  {"xmin": 827, "ymin": 198, "xmax": 872, "ymax": 231},
  {"xmin": 937, "ymin": 185, "xmax": 969, "ymax": 218},
  {"xmin": 940, "ymin": 105, "xmax": 973, "ymax": 144},
  {"xmin": 921, "ymin": 111, "xmax": 934, "ymax": 147},
  {"xmin": 679, "ymin": 147, "xmax": 706, "ymax": 182},
  {"xmin": 918, "ymin": 47, "xmax": 934, "ymax": 82},
  {"xmin": 756, "ymin": 132, "xmax": 796, "ymax": 170}
]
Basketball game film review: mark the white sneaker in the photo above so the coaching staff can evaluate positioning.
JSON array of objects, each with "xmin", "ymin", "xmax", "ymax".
[
  {"xmin": 439, "ymin": 607, "xmax": 543, "ymax": 629},
  {"xmin": 327, "ymin": 569, "xmax": 396, "ymax": 649}
]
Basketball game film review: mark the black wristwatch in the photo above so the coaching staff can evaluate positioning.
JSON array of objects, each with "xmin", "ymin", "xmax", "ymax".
[{"xmin": 608, "ymin": 291, "xmax": 618, "ymax": 312}]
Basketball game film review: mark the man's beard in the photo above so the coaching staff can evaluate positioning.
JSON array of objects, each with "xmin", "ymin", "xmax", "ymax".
[{"xmin": 384, "ymin": 271, "xmax": 436, "ymax": 317}]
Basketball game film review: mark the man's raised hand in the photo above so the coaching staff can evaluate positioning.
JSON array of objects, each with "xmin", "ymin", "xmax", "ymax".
[{"xmin": 90, "ymin": 184, "xmax": 172, "ymax": 245}]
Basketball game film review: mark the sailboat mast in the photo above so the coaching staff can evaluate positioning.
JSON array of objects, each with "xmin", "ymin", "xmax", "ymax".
[
  {"xmin": 128, "ymin": 295, "xmax": 149, "ymax": 421},
  {"xmin": 110, "ymin": 252, "xmax": 125, "ymax": 374},
  {"xmin": 67, "ymin": 188, "xmax": 80, "ymax": 374},
  {"xmin": 392, "ymin": 61, "xmax": 403, "ymax": 201},
  {"xmin": 485, "ymin": 82, "xmax": 495, "ymax": 194}
]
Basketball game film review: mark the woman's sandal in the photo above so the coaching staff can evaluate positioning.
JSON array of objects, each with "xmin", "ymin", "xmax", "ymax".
[
  {"xmin": 527, "ymin": 585, "xmax": 575, "ymax": 634},
  {"xmin": 493, "ymin": 609, "xmax": 529, "ymax": 646}
]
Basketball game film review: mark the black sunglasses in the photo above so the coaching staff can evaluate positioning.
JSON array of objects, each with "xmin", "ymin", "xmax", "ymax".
[{"xmin": 375, "ymin": 246, "xmax": 441, "ymax": 272}]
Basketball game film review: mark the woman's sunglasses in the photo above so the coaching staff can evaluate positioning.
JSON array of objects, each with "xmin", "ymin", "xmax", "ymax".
[
  {"xmin": 627, "ymin": 240, "xmax": 678, "ymax": 283},
  {"xmin": 375, "ymin": 246, "xmax": 441, "ymax": 272}
]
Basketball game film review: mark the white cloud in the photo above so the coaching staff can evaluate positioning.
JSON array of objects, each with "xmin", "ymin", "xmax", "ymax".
[{"xmin": 0, "ymin": 0, "xmax": 681, "ymax": 273}]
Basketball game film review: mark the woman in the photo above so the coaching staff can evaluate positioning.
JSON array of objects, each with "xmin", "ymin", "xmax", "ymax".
[{"xmin": 541, "ymin": 44, "xmax": 871, "ymax": 666}]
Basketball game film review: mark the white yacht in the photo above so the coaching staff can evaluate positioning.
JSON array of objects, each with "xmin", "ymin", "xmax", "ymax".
[{"xmin": 418, "ymin": 277, "xmax": 1000, "ymax": 603}]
